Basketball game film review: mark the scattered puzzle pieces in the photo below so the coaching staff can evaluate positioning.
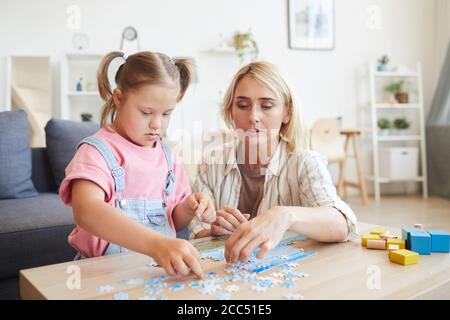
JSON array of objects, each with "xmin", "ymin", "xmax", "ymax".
[{"xmin": 114, "ymin": 292, "xmax": 129, "ymax": 300}]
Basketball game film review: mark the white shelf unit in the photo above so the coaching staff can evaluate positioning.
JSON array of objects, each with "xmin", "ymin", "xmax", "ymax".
[
  {"xmin": 368, "ymin": 61, "xmax": 428, "ymax": 200},
  {"xmin": 60, "ymin": 52, "xmax": 103, "ymax": 123}
]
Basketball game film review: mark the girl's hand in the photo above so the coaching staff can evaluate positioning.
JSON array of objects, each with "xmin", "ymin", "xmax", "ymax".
[
  {"xmin": 224, "ymin": 206, "xmax": 291, "ymax": 263},
  {"xmin": 185, "ymin": 192, "xmax": 216, "ymax": 223},
  {"xmin": 211, "ymin": 206, "xmax": 251, "ymax": 236},
  {"xmin": 151, "ymin": 236, "xmax": 204, "ymax": 278}
]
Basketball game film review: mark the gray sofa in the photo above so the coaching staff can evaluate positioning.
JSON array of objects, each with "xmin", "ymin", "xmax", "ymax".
[
  {"xmin": 0, "ymin": 147, "xmax": 76, "ymax": 300},
  {"xmin": 0, "ymin": 113, "xmax": 188, "ymax": 300}
]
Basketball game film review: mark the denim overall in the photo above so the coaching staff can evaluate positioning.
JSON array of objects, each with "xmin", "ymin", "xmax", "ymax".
[{"xmin": 78, "ymin": 136, "xmax": 176, "ymax": 256}]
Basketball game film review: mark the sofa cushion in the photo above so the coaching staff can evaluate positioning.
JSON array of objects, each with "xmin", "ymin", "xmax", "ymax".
[
  {"xmin": 0, "ymin": 193, "xmax": 76, "ymax": 279},
  {"xmin": 0, "ymin": 110, "xmax": 38, "ymax": 199},
  {"xmin": 45, "ymin": 119, "xmax": 99, "ymax": 188}
]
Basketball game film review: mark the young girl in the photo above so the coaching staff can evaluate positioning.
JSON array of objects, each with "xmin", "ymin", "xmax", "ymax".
[
  {"xmin": 190, "ymin": 61, "xmax": 358, "ymax": 263},
  {"xmin": 60, "ymin": 51, "xmax": 215, "ymax": 278}
]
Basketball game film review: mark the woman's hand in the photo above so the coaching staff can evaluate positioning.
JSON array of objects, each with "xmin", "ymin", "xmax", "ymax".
[
  {"xmin": 211, "ymin": 206, "xmax": 251, "ymax": 236},
  {"xmin": 224, "ymin": 206, "xmax": 291, "ymax": 263},
  {"xmin": 184, "ymin": 192, "xmax": 216, "ymax": 223},
  {"xmin": 150, "ymin": 235, "xmax": 204, "ymax": 278}
]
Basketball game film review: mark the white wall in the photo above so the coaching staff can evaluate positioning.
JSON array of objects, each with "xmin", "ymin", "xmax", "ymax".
[{"xmin": 0, "ymin": 0, "xmax": 442, "ymax": 194}]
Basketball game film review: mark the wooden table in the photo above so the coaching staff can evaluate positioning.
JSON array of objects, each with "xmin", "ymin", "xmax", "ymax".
[{"xmin": 20, "ymin": 222, "xmax": 450, "ymax": 300}]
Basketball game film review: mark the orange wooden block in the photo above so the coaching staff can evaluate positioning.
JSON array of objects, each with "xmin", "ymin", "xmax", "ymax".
[
  {"xmin": 361, "ymin": 234, "xmax": 381, "ymax": 247},
  {"xmin": 367, "ymin": 239, "xmax": 386, "ymax": 250}
]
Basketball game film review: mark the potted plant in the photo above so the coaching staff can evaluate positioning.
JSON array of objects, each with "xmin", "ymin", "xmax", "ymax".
[
  {"xmin": 377, "ymin": 118, "xmax": 391, "ymax": 136},
  {"xmin": 233, "ymin": 31, "xmax": 259, "ymax": 63},
  {"xmin": 393, "ymin": 117, "xmax": 410, "ymax": 135},
  {"xmin": 81, "ymin": 113, "xmax": 93, "ymax": 122},
  {"xmin": 385, "ymin": 80, "xmax": 409, "ymax": 104},
  {"xmin": 377, "ymin": 55, "xmax": 389, "ymax": 71}
]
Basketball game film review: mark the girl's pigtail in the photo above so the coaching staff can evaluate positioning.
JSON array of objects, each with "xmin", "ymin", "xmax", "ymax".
[
  {"xmin": 97, "ymin": 51, "xmax": 125, "ymax": 128},
  {"xmin": 174, "ymin": 58, "xmax": 193, "ymax": 101}
]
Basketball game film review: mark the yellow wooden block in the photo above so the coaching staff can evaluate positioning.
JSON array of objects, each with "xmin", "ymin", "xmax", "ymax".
[
  {"xmin": 389, "ymin": 249, "xmax": 419, "ymax": 265},
  {"xmin": 362, "ymin": 234, "xmax": 380, "ymax": 247},
  {"xmin": 386, "ymin": 238, "xmax": 405, "ymax": 250},
  {"xmin": 370, "ymin": 227, "xmax": 388, "ymax": 235}
]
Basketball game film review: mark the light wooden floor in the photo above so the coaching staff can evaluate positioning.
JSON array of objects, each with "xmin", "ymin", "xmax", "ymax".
[{"xmin": 347, "ymin": 195, "xmax": 450, "ymax": 231}]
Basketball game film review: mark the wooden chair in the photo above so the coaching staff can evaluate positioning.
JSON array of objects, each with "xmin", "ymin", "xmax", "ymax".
[{"xmin": 311, "ymin": 118, "xmax": 368, "ymax": 205}]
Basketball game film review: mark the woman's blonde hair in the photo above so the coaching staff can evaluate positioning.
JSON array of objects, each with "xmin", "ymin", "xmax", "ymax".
[
  {"xmin": 221, "ymin": 61, "xmax": 310, "ymax": 153},
  {"xmin": 97, "ymin": 51, "xmax": 193, "ymax": 128}
]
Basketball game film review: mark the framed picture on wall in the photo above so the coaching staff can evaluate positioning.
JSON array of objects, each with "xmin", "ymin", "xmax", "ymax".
[{"xmin": 288, "ymin": 0, "xmax": 335, "ymax": 50}]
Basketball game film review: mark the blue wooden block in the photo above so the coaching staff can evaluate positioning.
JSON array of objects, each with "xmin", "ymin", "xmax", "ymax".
[
  {"xmin": 428, "ymin": 230, "xmax": 450, "ymax": 253},
  {"xmin": 410, "ymin": 231, "xmax": 431, "ymax": 255},
  {"xmin": 402, "ymin": 227, "xmax": 417, "ymax": 249}
]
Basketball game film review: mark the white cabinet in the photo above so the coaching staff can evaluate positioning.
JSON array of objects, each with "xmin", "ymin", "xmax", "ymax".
[
  {"xmin": 367, "ymin": 61, "xmax": 428, "ymax": 200},
  {"xmin": 60, "ymin": 52, "xmax": 103, "ymax": 123},
  {"xmin": 380, "ymin": 147, "xmax": 419, "ymax": 180}
]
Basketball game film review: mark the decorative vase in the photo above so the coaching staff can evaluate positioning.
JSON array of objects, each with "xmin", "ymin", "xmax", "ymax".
[
  {"xmin": 395, "ymin": 92, "xmax": 409, "ymax": 104},
  {"xmin": 377, "ymin": 64, "xmax": 387, "ymax": 72}
]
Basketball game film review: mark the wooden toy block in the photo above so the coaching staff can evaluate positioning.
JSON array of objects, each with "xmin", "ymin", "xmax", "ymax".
[
  {"xmin": 410, "ymin": 231, "xmax": 431, "ymax": 255},
  {"xmin": 379, "ymin": 233, "xmax": 398, "ymax": 240},
  {"xmin": 386, "ymin": 238, "xmax": 405, "ymax": 250},
  {"xmin": 367, "ymin": 239, "xmax": 386, "ymax": 250},
  {"xmin": 402, "ymin": 227, "xmax": 417, "ymax": 249},
  {"xmin": 387, "ymin": 244, "xmax": 400, "ymax": 251},
  {"xmin": 413, "ymin": 224, "xmax": 424, "ymax": 231},
  {"xmin": 361, "ymin": 234, "xmax": 380, "ymax": 247},
  {"xmin": 370, "ymin": 227, "xmax": 388, "ymax": 235},
  {"xmin": 427, "ymin": 230, "xmax": 450, "ymax": 253},
  {"xmin": 389, "ymin": 249, "xmax": 419, "ymax": 266}
]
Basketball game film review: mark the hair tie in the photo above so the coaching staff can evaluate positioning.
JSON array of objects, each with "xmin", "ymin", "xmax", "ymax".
[
  {"xmin": 123, "ymin": 53, "xmax": 128, "ymax": 61},
  {"xmin": 169, "ymin": 57, "xmax": 175, "ymax": 65}
]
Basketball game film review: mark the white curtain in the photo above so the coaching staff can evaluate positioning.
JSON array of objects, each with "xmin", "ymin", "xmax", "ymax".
[
  {"xmin": 426, "ymin": 0, "xmax": 450, "ymax": 199},
  {"xmin": 428, "ymin": 0, "xmax": 450, "ymax": 125},
  {"xmin": 434, "ymin": 0, "xmax": 450, "ymax": 72}
]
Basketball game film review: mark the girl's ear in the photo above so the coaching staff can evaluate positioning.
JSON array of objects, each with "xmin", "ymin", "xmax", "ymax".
[
  {"xmin": 112, "ymin": 89, "xmax": 122, "ymax": 109},
  {"xmin": 282, "ymin": 105, "xmax": 291, "ymax": 124}
]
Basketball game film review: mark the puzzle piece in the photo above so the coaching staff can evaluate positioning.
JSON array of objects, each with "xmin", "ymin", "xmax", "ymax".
[
  {"xmin": 96, "ymin": 285, "xmax": 114, "ymax": 293},
  {"xmin": 199, "ymin": 284, "xmax": 221, "ymax": 295},
  {"xmin": 114, "ymin": 292, "xmax": 129, "ymax": 300},
  {"xmin": 188, "ymin": 281, "xmax": 202, "ymax": 289},
  {"xmin": 216, "ymin": 291, "xmax": 231, "ymax": 300},
  {"xmin": 205, "ymin": 271, "xmax": 218, "ymax": 277},
  {"xmin": 251, "ymin": 284, "xmax": 267, "ymax": 292},
  {"xmin": 143, "ymin": 279, "xmax": 167, "ymax": 288},
  {"xmin": 144, "ymin": 287, "xmax": 161, "ymax": 294},
  {"xmin": 138, "ymin": 295, "xmax": 168, "ymax": 300},
  {"xmin": 224, "ymin": 284, "xmax": 240, "ymax": 292},
  {"xmin": 280, "ymin": 281, "xmax": 295, "ymax": 288},
  {"xmin": 119, "ymin": 278, "xmax": 144, "ymax": 285},
  {"xmin": 168, "ymin": 283, "xmax": 184, "ymax": 292},
  {"xmin": 282, "ymin": 292, "xmax": 304, "ymax": 300}
]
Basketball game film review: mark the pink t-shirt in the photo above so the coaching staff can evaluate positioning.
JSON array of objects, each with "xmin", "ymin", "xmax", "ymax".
[{"xmin": 60, "ymin": 128, "xmax": 192, "ymax": 256}]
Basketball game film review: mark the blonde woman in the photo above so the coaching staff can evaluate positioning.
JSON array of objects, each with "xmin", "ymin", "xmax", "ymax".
[{"xmin": 190, "ymin": 61, "xmax": 358, "ymax": 263}]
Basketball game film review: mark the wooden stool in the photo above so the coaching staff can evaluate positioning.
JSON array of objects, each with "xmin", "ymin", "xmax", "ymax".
[{"xmin": 339, "ymin": 129, "xmax": 369, "ymax": 205}]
